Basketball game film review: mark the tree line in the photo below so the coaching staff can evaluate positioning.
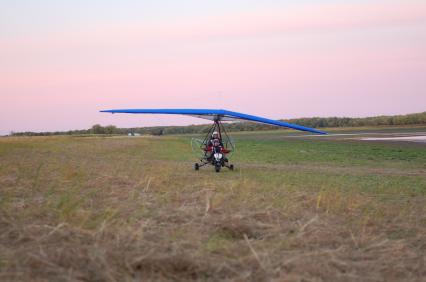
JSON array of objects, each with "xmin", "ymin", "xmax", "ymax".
[{"xmin": 10, "ymin": 111, "xmax": 426, "ymax": 136}]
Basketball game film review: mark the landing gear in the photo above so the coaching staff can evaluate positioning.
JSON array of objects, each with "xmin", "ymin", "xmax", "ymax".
[{"xmin": 194, "ymin": 161, "xmax": 235, "ymax": 172}]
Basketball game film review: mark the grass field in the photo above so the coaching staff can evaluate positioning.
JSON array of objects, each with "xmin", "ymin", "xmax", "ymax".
[{"xmin": 1, "ymin": 128, "xmax": 425, "ymax": 281}]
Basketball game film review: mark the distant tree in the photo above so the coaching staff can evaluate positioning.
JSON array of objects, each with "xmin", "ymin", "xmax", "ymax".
[
  {"xmin": 151, "ymin": 128, "xmax": 164, "ymax": 136},
  {"xmin": 10, "ymin": 112, "xmax": 426, "ymax": 136},
  {"xmin": 104, "ymin": 125, "xmax": 118, "ymax": 134},
  {"xmin": 90, "ymin": 124, "xmax": 105, "ymax": 134}
]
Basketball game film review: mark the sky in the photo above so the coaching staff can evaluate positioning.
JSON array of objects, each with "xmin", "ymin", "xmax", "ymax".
[{"xmin": 1, "ymin": 0, "xmax": 426, "ymax": 134}]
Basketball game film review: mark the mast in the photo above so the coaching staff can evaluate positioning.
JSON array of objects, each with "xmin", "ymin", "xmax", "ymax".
[{"xmin": 215, "ymin": 120, "xmax": 222, "ymax": 140}]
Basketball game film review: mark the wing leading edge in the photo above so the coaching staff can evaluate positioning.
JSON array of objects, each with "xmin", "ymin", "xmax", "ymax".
[{"xmin": 100, "ymin": 108, "xmax": 327, "ymax": 135}]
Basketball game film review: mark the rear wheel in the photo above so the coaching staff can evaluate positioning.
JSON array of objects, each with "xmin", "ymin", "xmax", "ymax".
[
  {"xmin": 194, "ymin": 163, "xmax": 199, "ymax": 171},
  {"xmin": 229, "ymin": 164, "xmax": 234, "ymax": 171}
]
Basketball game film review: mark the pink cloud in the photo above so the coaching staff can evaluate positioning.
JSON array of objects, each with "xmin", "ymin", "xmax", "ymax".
[{"xmin": 2, "ymin": 1, "xmax": 425, "ymax": 49}]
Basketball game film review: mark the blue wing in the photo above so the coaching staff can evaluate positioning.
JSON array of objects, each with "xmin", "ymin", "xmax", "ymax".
[{"xmin": 100, "ymin": 108, "xmax": 327, "ymax": 135}]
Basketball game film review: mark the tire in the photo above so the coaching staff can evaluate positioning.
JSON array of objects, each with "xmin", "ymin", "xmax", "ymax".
[
  {"xmin": 229, "ymin": 164, "xmax": 234, "ymax": 171},
  {"xmin": 215, "ymin": 163, "xmax": 221, "ymax": 173},
  {"xmin": 194, "ymin": 163, "xmax": 199, "ymax": 171}
]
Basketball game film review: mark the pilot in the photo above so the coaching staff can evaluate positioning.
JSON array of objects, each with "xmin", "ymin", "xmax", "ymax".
[{"xmin": 208, "ymin": 131, "xmax": 223, "ymax": 148}]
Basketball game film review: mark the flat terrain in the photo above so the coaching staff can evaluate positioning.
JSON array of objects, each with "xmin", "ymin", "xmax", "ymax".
[{"xmin": 1, "ymin": 127, "xmax": 425, "ymax": 281}]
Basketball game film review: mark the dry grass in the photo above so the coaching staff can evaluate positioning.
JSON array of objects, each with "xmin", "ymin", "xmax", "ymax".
[{"xmin": 0, "ymin": 135, "xmax": 425, "ymax": 281}]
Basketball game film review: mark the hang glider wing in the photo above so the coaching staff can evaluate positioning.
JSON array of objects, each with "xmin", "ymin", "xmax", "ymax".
[{"xmin": 100, "ymin": 108, "xmax": 327, "ymax": 134}]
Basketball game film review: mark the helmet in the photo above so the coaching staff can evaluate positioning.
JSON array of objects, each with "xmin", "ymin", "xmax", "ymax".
[{"xmin": 212, "ymin": 131, "xmax": 219, "ymax": 137}]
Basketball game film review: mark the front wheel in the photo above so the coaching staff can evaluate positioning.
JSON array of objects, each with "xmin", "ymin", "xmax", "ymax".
[
  {"xmin": 229, "ymin": 164, "xmax": 234, "ymax": 171},
  {"xmin": 215, "ymin": 163, "xmax": 221, "ymax": 173},
  {"xmin": 194, "ymin": 163, "xmax": 200, "ymax": 171}
]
